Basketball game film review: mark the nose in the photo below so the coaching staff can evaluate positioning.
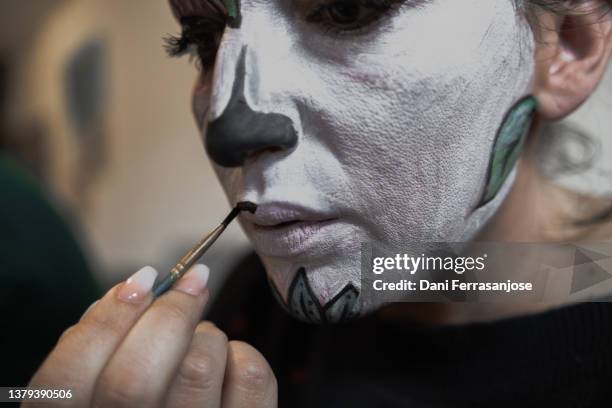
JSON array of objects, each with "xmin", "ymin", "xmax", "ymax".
[{"xmin": 205, "ymin": 50, "xmax": 297, "ymax": 167}]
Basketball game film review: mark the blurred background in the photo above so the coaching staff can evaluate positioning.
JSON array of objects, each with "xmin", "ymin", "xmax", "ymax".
[
  {"xmin": 1, "ymin": 0, "xmax": 250, "ymax": 288},
  {"xmin": 0, "ymin": 0, "xmax": 611, "ymax": 387},
  {"xmin": 0, "ymin": 0, "xmax": 250, "ymax": 386}
]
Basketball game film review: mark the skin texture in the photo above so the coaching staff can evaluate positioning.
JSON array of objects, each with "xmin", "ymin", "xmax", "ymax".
[{"xmin": 195, "ymin": 0, "xmax": 536, "ymax": 319}]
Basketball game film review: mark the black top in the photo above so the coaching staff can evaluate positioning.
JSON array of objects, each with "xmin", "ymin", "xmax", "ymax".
[{"xmin": 208, "ymin": 252, "xmax": 612, "ymax": 408}]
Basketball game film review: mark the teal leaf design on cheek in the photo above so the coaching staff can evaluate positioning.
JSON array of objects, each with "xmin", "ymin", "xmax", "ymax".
[{"xmin": 481, "ymin": 96, "xmax": 537, "ymax": 205}]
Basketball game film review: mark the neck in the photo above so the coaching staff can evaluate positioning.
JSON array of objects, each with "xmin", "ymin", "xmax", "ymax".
[{"xmin": 480, "ymin": 123, "xmax": 612, "ymax": 242}]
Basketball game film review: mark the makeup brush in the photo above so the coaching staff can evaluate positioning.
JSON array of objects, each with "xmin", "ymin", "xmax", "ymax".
[{"xmin": 152, "ymin": 201, "xmax": 257, "ymax": 298}]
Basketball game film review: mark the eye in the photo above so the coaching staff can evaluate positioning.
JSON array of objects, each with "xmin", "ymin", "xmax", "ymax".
[
  {"xmin": 328, "ymin": 2, "xmax": 363, "ymax": 24},
  {"xmin": 308, "ymin": 0, "xmax": 403, "ymax": 32}
]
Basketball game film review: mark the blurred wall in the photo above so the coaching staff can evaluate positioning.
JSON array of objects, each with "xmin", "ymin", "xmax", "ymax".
[
  {"xmin": 9, "ymin": 0, "xmax": 249, "ymax": 286},
  {"xmin": 0, "ymin": 0, "xmax": 63, "ymax": 53}
]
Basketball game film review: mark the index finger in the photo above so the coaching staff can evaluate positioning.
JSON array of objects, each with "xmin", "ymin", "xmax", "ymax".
[
  {"xmin": 27, "ymin": 266, "xmax": 158, "ymax": 406},
  {"xmin": 92, "ymin": 265, "xmax": 210, "ymax": 408}
]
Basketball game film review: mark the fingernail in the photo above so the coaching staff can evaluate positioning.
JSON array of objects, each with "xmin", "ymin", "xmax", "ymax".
[
  {"xmin": 117, "ymin": 266, "xmax": 158, "ymax": 303},
  {"xmin": 174, "ymin": 264, "xmax": 210, "ymax": 296}
]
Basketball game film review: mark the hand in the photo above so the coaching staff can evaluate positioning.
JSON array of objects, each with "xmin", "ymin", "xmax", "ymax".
[{"xmin": 26, "ymin": 265, "xmax": 277, "ymax": 408}]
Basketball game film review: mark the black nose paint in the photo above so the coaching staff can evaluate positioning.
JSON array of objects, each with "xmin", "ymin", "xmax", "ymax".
[{"xmin": 206, "ymin": 49, "xmax": 297, "ymax": 167}]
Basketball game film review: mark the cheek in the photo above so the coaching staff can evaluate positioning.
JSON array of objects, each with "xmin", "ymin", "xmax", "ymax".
[
  {"xmin": 213, "ymin": 164, "xmax": 240, "ymax": 198},
  {"xmin": 300, "ymin": 11, "xmax": 532, "ymax": 239},
  {"xmin": 191, "ymin": 73, "xmax": 214, "ymax": 130},
  {"xmin": 191, "ymin": 73, "xmax": 239, "ymax": 195}
]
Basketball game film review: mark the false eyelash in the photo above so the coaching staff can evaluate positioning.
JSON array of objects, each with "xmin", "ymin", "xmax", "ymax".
[
  {"xmin": 164, "ymin": 14, "xmax": 228, "ymax": 70},
  {"xmin": 164, "ymin": 33, "xmax": 190, "ymax": 58},
  {"xmin": 163, "ymin": 33, "xmax": 219, "ymax": 70}
]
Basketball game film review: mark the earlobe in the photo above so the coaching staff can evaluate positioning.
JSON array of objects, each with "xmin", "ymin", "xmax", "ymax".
[{"xmin": 533, "ymin": 4, "xmax": 612, "ymax": 121}]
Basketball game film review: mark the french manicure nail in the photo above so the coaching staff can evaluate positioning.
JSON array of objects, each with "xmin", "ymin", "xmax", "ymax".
[
  {"xmin": 117, "ymin": 266, "xmax": 158, "ymax": 303},
  {"xmin": 174, "ymin": 264, "xmax": 210, "ymax": 296}
]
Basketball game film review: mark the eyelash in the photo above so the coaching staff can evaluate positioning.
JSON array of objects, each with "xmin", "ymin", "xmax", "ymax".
[
  {"xmin": 164, "ymin": 14, "xmax": 228, "ymax": 71},
  {"xmin": 165, "ymin": 0, "xmax": 408, "ymax": 69}
]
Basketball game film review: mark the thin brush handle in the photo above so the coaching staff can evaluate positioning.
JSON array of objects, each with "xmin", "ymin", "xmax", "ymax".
[
  {"xmin": 152, "ymin": 224, "xmax": 226, "ymax": 298},
  {"xmin": 151, "ymin": 202, "xmax": 255, "ymax": 298}
]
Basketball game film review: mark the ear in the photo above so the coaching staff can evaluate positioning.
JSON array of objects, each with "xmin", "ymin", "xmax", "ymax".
[{"xmin": 533, "ymin": 2, "xmax": 612, "ymax": 121}]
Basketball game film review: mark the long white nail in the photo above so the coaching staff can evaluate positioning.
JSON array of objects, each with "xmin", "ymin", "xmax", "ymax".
[
  {"xmin": 174, "ymin": 264, "xmax": 210, "ymax": 296},
  {"xmin": 117, "ymin": 266, "xmax": 158, "ymax": 303}
]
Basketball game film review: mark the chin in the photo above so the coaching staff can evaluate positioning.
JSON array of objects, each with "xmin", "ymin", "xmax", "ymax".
[{"xmin": 253, "ymin": 237, "xmax": 368, "ymax": 324}]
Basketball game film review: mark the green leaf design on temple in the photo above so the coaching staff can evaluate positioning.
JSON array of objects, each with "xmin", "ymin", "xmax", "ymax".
[
  {"xmin": 223, "ymin": 0, "xmax": 239, "ymax": 20},
  {"xmin": 482, "ymin": 96, "xmax": 537, "ymax": 204}
]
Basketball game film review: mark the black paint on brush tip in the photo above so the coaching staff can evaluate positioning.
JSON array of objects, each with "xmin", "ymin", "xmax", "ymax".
[
  {"xmin": 222, "ymin": 201, "xmax": 257, "ymax": 226},
  {"xmin": 237, "ymin": 201, "xmax": 257, "ymax": 214}
]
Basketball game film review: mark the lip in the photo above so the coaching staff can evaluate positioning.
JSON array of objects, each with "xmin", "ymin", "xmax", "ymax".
[
  {"xmin": 240, "ymin": 202, "xmax": 340, "ymax": 257},
  {"xmin": 241, "ymin": 202, "xmax": 336, "ymax": 226}
]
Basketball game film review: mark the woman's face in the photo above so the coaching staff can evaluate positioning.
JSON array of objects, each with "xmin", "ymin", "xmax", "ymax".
[{"xmin": 171, "ymin": 0, "xmax": 536, "ymax": 322}]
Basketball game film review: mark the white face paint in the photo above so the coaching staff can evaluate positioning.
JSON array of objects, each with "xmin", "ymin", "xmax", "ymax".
[{"xmin": 187, "ymin": 0, "xmax": 536, "ymax": 322}]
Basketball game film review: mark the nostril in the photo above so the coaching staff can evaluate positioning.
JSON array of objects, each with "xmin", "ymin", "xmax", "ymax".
[{"xmin": 244, "ymin": 145, "xmax": 289, "ymax": 165}]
